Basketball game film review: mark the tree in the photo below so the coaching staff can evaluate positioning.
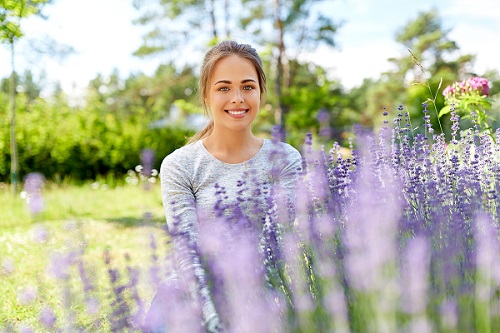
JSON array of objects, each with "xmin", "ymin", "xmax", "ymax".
[
  {"xmin": 0, "ymin": 0, "xmax": 51, "ymax": 193},
  {"xmin": 84, "ymin": 62, "xmax": 198, "ymax": 122},
  {"xmin": 132, "ymin": 0, "xmax": 340, "ymax": 136},
  {"xmin": 363, "ymin": 9, "xmax": 475, "ymax": 136},
  {"xmin": 277, "ymin": 60, "xmax": 350, "ymax": 147},
  {"xmin": 132, "ymin": 0, "xmax": 231, "ymax": 59},
  {"xmin": 239, "ymin": 0, "xmax": 339, "ymax": 129}
]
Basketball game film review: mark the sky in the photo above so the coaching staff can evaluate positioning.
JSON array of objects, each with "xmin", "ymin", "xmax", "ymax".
[{"xmin": 0, "ymin": 0, "xmax": 499, "ymax": 98}]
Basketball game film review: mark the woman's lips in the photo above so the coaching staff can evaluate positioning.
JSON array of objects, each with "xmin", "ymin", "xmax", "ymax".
[{"xmin": 225, "ymin": 109, "xmax": 249, "ymax": 118}]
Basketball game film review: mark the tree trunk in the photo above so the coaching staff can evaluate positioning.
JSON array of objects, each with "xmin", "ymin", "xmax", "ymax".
[
  {"xmin": 208, "ymin": 0, "xmax": 217, "ymax": 40},
  {"xmin": 224, "ymin": 0, "xmax": 229, "ymax": 39},
  {"xmin": 9, "ymin": 41, "xmax": 19, "ymax": 194},
  {"xmin": 274, "ymin": 0, "xmax": 287, "ymax": 127}
]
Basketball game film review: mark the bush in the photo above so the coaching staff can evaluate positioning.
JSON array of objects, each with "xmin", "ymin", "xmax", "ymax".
[{"xmin": 0, "ymin": 95, "xmax": 193, "ymax": 183}]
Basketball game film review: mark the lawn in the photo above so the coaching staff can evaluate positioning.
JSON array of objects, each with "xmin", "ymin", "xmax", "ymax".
[{"xmin": 0, "ymin": 181, "xmax": 170, "ymax": 331}]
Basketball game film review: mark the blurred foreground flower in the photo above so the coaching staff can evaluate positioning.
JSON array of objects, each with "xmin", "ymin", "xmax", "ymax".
[
  {"xmin": 39, "ymin": 306, "xmax": 57, "ymax": 328},
  {"xmin": 22, "ymin": 172, "xmax": 45, "ymax": 215},
  {"xmin": 17, "ymin": 285, "xmax": 38, "ymax": 305},
  {"xmin": 141, "ymin": 149, "xmax": 155, "ymax": 177}
]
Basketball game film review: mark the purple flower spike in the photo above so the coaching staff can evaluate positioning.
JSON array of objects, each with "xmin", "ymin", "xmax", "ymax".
[
  {"xmin": 401, "ymin": 237, "xmax": 431, "ymax": 330},
  {"xmin": 39, "ymin": 306, "xmax": 57, "ymax": 328},
  {"xmin": 141, "ymin": 149, "xmax": 155, "ymax": 177},
  {"xmin": 31, "ymin": 224, "xmax": 48, "ymax": 243},
  {"xmin": 86, "ymin": 297, "xmax": 100, "ymax": 315},
  {"xmin": 272, "ymin": 125, "xmax": 285, "ymax": 142},
  {"xmin": 23, "ymin": 172, "xmax": 45, "ymax": 193},
  {"xmin": 23, "ymin": 172, "xmax": 46, "ymax": 215},
  {"xmin": 440, "ymin": 299, "xmax": 458, "ymax": 330},
  {"xmin": 19, "ymin": 325, "xmax": 34, "ymax": 333},
  {"xmin": 17, "ymin": 286, "xmax": 38, "ymax": 305},
  {"xmin": 1, "ymin": 257, "xmax": 15, "ymax": 275},
  {"xmin": 316, "ymin": 108, "xmax": 330, "ymax": 123},
  {"xmin": 47, "ymin": 251, "xmax": 76, "ymax": 280},
  {"xmin": 28, "ymin": 194, "xmax": 45, "ymax": 214}
]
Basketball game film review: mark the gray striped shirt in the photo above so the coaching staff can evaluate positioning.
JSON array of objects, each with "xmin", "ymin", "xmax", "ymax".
[{"xmin": 160, "ymin": 139, "xmax": 302, "ymax": 332}]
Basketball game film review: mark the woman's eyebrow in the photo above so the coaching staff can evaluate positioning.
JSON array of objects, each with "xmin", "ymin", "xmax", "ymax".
[
  {"xmin": 214, "ymin": 80, "xmax": 231, "ymax": 85},
  {"xmin": 213, "ymin": 79, "xmax": 257, "ymax": 85}
]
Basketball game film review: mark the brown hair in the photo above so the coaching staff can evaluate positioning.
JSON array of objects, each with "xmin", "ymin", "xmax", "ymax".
[{"xmin": 187, "ymin": 40, "xmax": 267, "ymax": 144}]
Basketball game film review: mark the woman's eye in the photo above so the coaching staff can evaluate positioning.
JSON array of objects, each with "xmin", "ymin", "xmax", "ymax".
[
  {"xmin": 243, "ymin": 86, "xmax": 254, "ymax": 90},
  {"xmin": 218, "ymin": 87, "xmax": 229, "ymax": 91}
]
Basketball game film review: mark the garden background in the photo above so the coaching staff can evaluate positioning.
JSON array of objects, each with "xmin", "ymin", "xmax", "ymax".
[{"xmin": 1, "ymin": 0, "xmax": 500, "ymax": 332}]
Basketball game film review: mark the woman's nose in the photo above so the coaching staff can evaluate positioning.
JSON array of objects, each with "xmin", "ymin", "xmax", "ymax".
[{"xmin": 231, "ymin": 90, "xmax": 243, "ymax": 103}]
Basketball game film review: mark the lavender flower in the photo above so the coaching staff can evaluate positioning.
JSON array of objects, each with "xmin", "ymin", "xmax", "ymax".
[
  {"xmin": 1, "ymin": 257, "xmax": 15, "ymax": 276},
  {"xmin": 23, "ymin": 172, "xmax": 45, "ymax": 215},
  {"xmin": 47, "ymin": 251, "xmax": 76, "ymax": 280},
  {"xmin": 401, "ymin": 237, "xmax": 432, "ymax": 333},
  {"xmin": 17, "ymin": 285, "xmax": 38, "ymax": 305},
  {"xmin": 19, "ymin": 325, "xmax": 34, "ymax": 333},
  {"xmin": 39, "ymin": 306, "xmax": 57, "ymax": 328},
  {"xmin": 271, "ymin": 125, "xmax": 285, "ymax": 142},
  {"xmin": 31, "ymin": 224, "xmax": 48, "ymax": 243},
  {"xmin": 440, "ymin": 299, "xmax": 458, "ymax": 330},
  {"xmin": 141, "ymin": 149, "xmax": 155, "ymax": 177}
]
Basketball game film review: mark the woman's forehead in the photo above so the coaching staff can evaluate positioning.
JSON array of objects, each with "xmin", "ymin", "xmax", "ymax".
[{"xmin": 210, "ymin": 55, "xmax": 258, "ymax": 82}]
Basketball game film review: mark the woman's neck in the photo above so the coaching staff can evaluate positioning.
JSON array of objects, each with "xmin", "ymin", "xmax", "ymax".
[{"xmin": 202, "ymin": 129, "xmax": 263, "ymax": 163}]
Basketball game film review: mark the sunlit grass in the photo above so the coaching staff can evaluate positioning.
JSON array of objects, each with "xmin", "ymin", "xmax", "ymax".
[
  {"xmin": 1, "ymin": 182, "xmax": 165, "ymax": 230},
  {"xmin": 0, "ymin": 182, "xmax": 170, "ymax": 331}
]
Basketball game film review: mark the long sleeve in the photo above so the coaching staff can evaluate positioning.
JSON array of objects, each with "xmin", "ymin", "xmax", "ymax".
[
  {"xmin": 259, "ymin": 143, "xmax": 302, "ymax": 291},
  {"xmin": 160, "ymin": 152, "xmax": 222, "ymax": 332},
  {"xmin": 279, "ymin": 148, "xmax": 302, "ymax": 217},
  {"xmin": 270, "ymin": 142, "xmax": 303, "ymax": 225}
]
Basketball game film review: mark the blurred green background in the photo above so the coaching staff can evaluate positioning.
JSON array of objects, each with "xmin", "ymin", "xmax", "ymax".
[{"xmin": 1, "ymin": 0, "xmax": 500, "ymax": 186}]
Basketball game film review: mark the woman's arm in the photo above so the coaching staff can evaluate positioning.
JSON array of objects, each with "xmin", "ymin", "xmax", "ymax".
[
  {"xmin": 160, "ymin": 153, "xmax": 222, "ymax": 332},
  {"xmin": 274, "ymin": 145, "xmax": 303, "ymax": 224}
]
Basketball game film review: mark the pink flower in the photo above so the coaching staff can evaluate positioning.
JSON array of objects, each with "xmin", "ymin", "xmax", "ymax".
[
  {"xmin": 443, "ymin": 77, "xmax": 490, "ymax": 99},
  {"xmin": 465, "ymin": 77, "xmax": 489, "ymax": 95},
  {"xmin": 443, "ymin": 85, "xmax": 454, "ymax": 98}
]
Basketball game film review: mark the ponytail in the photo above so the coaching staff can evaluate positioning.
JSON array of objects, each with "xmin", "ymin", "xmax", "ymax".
[{"xmin": 186, "ymin": 120, "xmax": 214, "ymax": 145}]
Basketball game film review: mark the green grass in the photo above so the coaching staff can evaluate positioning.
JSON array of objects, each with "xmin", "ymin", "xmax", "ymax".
[{"xmin": 0, "ymin": 182, "xmax": 171, "ymax": 331}]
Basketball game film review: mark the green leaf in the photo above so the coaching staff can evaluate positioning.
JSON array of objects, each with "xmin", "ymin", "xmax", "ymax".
[{"xmin": 438, "ymin": 105, "xmax": 451, "ymax": 118}]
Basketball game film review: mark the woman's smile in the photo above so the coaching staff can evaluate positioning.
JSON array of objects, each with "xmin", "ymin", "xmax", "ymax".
[{"xmin": 226, "ymin": 108, "xmax": 249, "ymax": 118}]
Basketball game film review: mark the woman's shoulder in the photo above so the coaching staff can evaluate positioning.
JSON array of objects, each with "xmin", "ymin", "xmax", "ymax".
[
  {"xmin": 263, "ymin": 139, "xmax": 302, "ymax": 160},
  {"xmin": 161, "ymin": 141, "xmax": 203, "ymax": 170}
]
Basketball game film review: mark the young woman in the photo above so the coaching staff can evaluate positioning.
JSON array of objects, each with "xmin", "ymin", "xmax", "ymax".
[{"xmin": 144, "ymin": 40, "xmax": 302, "ymax": 333}]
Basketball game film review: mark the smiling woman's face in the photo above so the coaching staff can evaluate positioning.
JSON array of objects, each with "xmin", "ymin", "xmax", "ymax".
[{"xmin": 206, "ymin": 55, "xmax": 261, "ymax": 134}]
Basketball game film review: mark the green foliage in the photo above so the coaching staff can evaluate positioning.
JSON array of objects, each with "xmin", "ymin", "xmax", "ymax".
[
  {"xmin": 132, "ymin": 0, "xmax": 219, "ymax": 59},
  {"xmin": 281, "ymin": 61, "xmax": 351, "ymax": 146},
  {"xmin": 0, "ymin": 0, "xmax": 51, "ymax": 42},
  {"xmin": 239, "ymin": 0, "xmax": 339, "ymax": 48},
  {"xmin": 361, "ymin": 9, "xmax": 478, "ymax": 140},
  {"xmin": 0, "ymin": 82, "xmax": 194, "ymax": 182}
]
